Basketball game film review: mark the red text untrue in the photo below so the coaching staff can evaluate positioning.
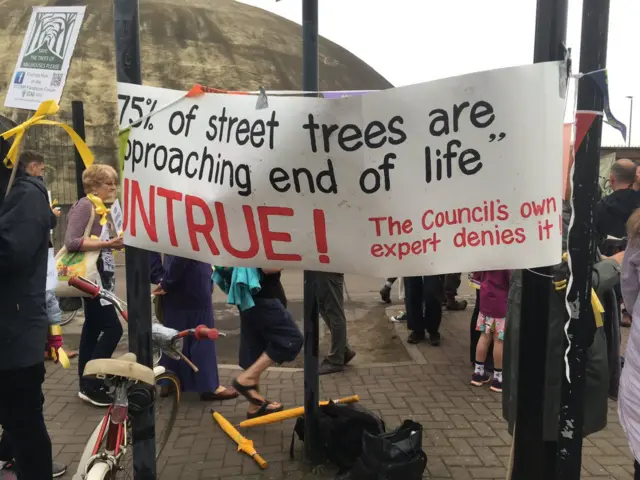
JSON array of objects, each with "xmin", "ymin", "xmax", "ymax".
[{"xmin": 121, "ymin": 179, "xmax": 331, "ymax": 264}]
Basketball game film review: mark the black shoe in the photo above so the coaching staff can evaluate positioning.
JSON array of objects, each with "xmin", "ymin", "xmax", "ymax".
[
  {"xmin": 407, "ymin": 331, "xmax": 425, "ymax": 344},
  {"xmin": 429, "ymin": 332, "xmax": 441, "ymax": 346},
  {"xmin": 53, "ymin": 461, "xmax": 67, "ymax": 478},
  {"xmin": 379, "ymin": 285, "xmax": 392, "ymax": 303},
  {"xmin": 78, "ymin": 388, "xmax": 112, "ymax": 407},
  {"xmin": 319, "ymin": 359, "xmax": 344, "ymax": 375},
  {"xmin": 446, "ymin": 298, "xmax": 468, "ymax": 311},
  {"xmin": 344, "ymin": 350, "xmax": 356, "ymax": 366}
]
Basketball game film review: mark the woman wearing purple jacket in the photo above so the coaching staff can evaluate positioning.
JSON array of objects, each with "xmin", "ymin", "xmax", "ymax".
[{"xmin": 470, "ymin": 270, "xmax": 511, "ymax": 393}]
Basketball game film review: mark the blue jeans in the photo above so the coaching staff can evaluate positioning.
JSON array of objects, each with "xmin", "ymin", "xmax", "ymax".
[{"xmin": 78, "ymin": 297, "xmax": 123, "ymax": 392}]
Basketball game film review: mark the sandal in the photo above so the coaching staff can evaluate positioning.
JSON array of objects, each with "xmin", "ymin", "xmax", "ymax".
[
  {"xmin": 232, "ymin": 379, "xmax": 284, "ymax": 419},
  {"xmin": 200, "ymin": 387, "xmax": 239, "ymax": 401}
]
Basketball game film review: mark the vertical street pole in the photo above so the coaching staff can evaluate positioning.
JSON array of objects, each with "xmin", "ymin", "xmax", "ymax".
[
  {"xmin": 512, "ymin": 0, "xmax": 568, "ymax": 478},
  {"xmin": 71, "ymin": 100, "xmax": 86, "ymax": 200},
  {"xmin": 114, "ymin": 1, "xmax": 156, "ymax": 478},
  {"xmin": 627, "ymin": 96, "xmax": 634, "ymax": 147},
  {"xmin": 556, "ymin": 0, "xmax": 610, "ymax": 478},
  {"xmin": 301, "ymin": 0, "xmax": 321, "ymax": 466}
]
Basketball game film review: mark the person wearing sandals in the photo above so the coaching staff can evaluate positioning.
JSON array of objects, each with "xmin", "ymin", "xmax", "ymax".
[
  {"xmin": 214, "ymin": 267, "xmax": 303, "ymax": 418},
  {"xmin": 150, "ymin": 253, "xmax": 237, "ymax": 401}
]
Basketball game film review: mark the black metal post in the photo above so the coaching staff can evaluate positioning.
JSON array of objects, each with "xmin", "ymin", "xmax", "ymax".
[
  {"xmin": 301, "ymin": 0, "xmax": 321, "ymax": 466},
  {"xmin": 71, "ymin": 100, "xmax": 86, "ymax": 200},
  {"xmin": 114, "ymin": 1, "xmax": 156, "ymax": 478},
  {"xmin": 556, "ymin": 0, "xmax": 610, "ymax": 478},
  {"xmin": 511, "ymin": 0, "xmax": 568, "ymax": 478}
]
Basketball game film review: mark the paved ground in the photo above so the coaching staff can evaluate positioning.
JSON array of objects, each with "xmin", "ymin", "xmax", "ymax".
[{"xmin": 47, "ymin": 273, "xmax": 635, "ymax": 479}]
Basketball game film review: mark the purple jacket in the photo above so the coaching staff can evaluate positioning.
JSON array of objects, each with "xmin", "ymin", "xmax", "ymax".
[{"xmin": 478, "ymin": 270, "xmax": 511, "ymax": 318}]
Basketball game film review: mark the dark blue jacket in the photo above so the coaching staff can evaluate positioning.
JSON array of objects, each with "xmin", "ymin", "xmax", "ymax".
[{"xmin": 0, "ymin": 174, "xmax": 51, "ymax": 370}]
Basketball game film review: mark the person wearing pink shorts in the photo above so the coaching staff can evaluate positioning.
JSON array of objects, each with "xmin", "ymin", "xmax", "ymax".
[{"xmin": 470, "ymin": 270, "xmax": 511, "ymax": 393}]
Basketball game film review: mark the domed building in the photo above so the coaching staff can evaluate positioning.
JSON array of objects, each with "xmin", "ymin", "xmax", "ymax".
[{"xmin": 0, "ymin": 0, "xmax": 392, "ymax": 205}]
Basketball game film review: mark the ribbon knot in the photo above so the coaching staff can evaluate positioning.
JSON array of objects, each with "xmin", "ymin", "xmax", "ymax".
[
  {"xmin": 2, "ymin": 99, "xmax": 94, "ymax": 169},
  {"xmin": 87, "ymin": 193, "xmax": 110, "ymax": 226}
]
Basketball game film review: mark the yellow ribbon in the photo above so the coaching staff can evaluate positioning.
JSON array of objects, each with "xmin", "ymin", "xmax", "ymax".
[
  {"xmin": 87, "ymin": 193, "xmax": 110, "ymax": 226},
  {"xmin": 1, "ymin": 100, "xmax": 94, "ymax": 169},
  {"xmin": 557, "ymin": 253, "xmax": 604, "ymax": 328}
]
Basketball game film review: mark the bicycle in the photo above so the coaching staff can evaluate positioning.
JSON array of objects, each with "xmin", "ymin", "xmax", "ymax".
[
  {"xmin": 58, "ymin": 296, "xmax": 81, "ymax": 326},
  {"xmin": 68, "ymin": 275, "xmax": 224, "ymax": 480}
]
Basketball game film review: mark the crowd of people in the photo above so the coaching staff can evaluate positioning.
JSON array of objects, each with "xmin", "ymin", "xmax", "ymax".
[{"xmin": 3, "ymin": 134, "xmax": 640, "ymax": 479}]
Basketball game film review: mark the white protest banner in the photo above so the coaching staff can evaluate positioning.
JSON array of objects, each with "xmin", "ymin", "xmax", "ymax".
[
  {"xmin": 118, "ymin": 62, "xmax": 566, "ymax": 277},
  {"xmin": 4, "ymin": 6, "xmax": 85, "ymax": 110}
]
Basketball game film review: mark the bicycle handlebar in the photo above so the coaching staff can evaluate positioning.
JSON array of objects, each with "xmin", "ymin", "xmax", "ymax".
[
  {"xmin": 176, "ymin": 325, "xmax": 220, "ymax": 341},
  {"xmin": 68, "ymin": 276, "xmax": 100, "ymax": 298}
]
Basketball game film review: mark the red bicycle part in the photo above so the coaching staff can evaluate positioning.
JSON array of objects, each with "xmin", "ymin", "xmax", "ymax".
[
  {"xmin": 68, "ymin": 276, "xmax": 100, "ymax": 298},
  {"xmin": 194, "ymin": 325, "xmax": 219, "ymax": 341}
]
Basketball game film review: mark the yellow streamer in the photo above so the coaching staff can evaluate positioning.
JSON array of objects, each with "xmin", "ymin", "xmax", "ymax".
[
  {"xmin": 118, "ymin": 128, "xmax": 130, "ymax": 175},
  {"xmin": 1, "ymin": 100, "xmax": 94, "ymax": 169},
  {"xmin": 87, "ymin": 193, "xmax": 110, "ymax": 226},
  {"xmin": 557, "ymin": 253, "xmax": 604, "ymax": 328}
]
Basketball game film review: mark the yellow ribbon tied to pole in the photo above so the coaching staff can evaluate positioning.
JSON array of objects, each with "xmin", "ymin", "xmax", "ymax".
[
  {"xmin": 212, "ymin": 411, "xmax": 268, "ymax": 469},
  {"xmin": 2, "ymin": 99, "xmax": 94, "ymax": 170},
  {"xmin": 557, "ymin": 252, "xmax": 604, "ymax": 328}
]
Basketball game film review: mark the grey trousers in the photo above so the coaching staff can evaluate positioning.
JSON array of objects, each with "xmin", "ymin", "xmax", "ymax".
[{"xmin": 316, "ymin": 272, "xmax": 353, "ymax": 365}]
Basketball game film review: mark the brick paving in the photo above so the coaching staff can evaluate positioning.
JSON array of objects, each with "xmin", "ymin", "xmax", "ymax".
[{"xmin": 45, "ymin": 289, "xmax": 635, "ymax": 479}]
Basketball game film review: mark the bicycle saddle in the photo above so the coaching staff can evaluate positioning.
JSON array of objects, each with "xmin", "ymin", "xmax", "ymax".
[{"xmin": 83, "ymin": 352, "xmax": 156, "ymax": 386}]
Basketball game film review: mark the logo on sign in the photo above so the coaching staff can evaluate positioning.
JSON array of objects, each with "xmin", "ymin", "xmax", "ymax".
[{"xmin": 14, "ymin": 72, "xmax": 25, "ymax": 84}]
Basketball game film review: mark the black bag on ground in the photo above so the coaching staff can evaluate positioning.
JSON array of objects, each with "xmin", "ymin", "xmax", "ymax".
[
  {"xmin": 345, "ymin": 419, "xmax": 427, "ymax": 480},
  {"xmin": 290, "ymin": 402, "xmax": 385, "ymax": 472}
]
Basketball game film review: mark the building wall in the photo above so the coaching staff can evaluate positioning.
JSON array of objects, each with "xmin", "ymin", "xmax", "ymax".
[{"xmin": 601, "ymin": 147, "xmax": 640, "ymax": 163}]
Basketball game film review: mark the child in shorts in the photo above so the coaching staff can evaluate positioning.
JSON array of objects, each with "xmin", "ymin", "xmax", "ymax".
[{"xmin": 471, "ymin": 269, "xmax": 511, "ymax": 393}]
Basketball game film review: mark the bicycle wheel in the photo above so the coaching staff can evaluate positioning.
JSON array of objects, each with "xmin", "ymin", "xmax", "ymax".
[
  {"xmin": 111, "ymin": 371, "xmax": 181, "ymax": 479},
  {"xmin": 59, "ymin": 307, "xmax": 77, "ymax": 326}
]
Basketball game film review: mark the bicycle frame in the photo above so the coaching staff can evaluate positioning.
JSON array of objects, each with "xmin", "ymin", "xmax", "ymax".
[{"xmin": 69, "ymin": 275, "xmax": 224, "ymax": 479}]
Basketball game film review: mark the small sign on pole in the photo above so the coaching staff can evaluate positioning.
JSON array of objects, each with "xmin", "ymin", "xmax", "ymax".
[{"xmin": 4, "ymin": 6, "xmax": 85, "ymax": 110}]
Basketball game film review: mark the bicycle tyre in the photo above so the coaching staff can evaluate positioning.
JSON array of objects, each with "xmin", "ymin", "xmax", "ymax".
[
  {"xmin": 84, "ymin": 461, "xmax": 110, "ymax": 480},
  {"xmin": 59, "ymin": 307, "xmax": 78, "ymax": 326},
  {"xmin": 153, "ymin": 371, "xmax": 181, "ymax": 458}
]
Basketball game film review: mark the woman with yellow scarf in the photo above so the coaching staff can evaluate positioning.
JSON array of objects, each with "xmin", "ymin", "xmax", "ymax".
[{"xmin": 64, "ymin": 164, "xmax": 124, "ymax": 407}]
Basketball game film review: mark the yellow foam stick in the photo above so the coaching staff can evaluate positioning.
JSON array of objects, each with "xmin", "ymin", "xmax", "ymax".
[
  {"xmin": 238, "ymin": 394, "xmax": 360, "ymax": 428},
  {"xmin": 51, "ymin": 347, "xmax": 70, "ymax": 369},
  {"xmin": 212, "ymin": 411, "xmax": 267, "ymax": 469},
  {"xmin": 48, "ymin": 325, "xmax": 70, "ymax": 369}
]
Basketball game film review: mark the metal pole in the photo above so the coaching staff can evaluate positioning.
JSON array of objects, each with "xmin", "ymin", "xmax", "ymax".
[
  {"xmin": 627, "ymin": 96, "xmax": 634, "ymax": 147},
  {"xmin": 113, "ymin": 1, "xmax": 156, "ymax": 478},
  {"xmin": 71, "ymin": 100, "xmax": 86, "ymax": 200},
  {"xmin": 511, "ymin": 0, "xmax": 568, "ymax": 478},
  {"xmin": 556, "ymin": 0, "xmax": 610, "ymax": 478},
  {"xmin": 301, "ymin": 0, "xmax": 321, "ymax": 466}
]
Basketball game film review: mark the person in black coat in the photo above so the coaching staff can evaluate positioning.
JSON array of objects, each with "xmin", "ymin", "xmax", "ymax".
[{"xmin": 0, "ymin": 146, "xmax": 65, "ymax": 478}]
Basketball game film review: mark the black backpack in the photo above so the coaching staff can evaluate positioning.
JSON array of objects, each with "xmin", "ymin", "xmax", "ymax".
[
  {"xmin": 290, "ymin": 402, "xmax": 385, "ymax": 472},
  {"xmin": 346, "ymin": 420, "xmax": 427, "ymax": 480}
]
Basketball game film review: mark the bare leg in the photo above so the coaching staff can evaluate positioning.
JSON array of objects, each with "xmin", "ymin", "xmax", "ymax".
[
  {"xmin": 493, "ymin": 335, "xmax": 504, "ymax": 369},
  {"xmin": 475, "ymin": 332, "xmax": 492, "ymax": 363},
  {"xmin": 235, "ymin": 353, "xmax": 282, "ymax": 414}
]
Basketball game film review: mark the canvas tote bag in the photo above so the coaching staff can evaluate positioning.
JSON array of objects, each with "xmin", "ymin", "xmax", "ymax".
[{"xmin": 54, "ymin": 206, "xmax": 101, "ymax": 297}]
